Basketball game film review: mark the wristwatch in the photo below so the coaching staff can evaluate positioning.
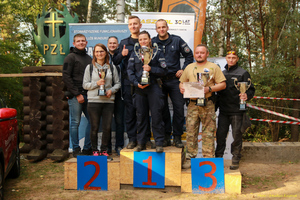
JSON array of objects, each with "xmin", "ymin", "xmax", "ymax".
[{"xmin": 209, "ymin": 86, "xmax": 212, "ymax": 92}]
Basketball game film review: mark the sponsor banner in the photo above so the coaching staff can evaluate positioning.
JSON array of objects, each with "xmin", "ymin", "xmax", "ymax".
[
  {"xmin": 69, "ymin": 23, "xmax": 129, "ymax": 57},
  {"xmin": 132, "ymin": 12, "xmax": 194, "ymax": 50}
]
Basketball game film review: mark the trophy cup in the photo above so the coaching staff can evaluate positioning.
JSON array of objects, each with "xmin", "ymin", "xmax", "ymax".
[
  {"xmin": 134, "ymin": 43, "xmax": 158, "ymax": 85},
  {"xmin": 98, "ymin": 69, "xmax": 106, "ymax": 96},
  {"xmin": 234, "ymin": 78, "xmax": 251, "ymax": 110},
  {"xmin": 196, "ymin": 72, "xmax": 213, "ymax": 106}
]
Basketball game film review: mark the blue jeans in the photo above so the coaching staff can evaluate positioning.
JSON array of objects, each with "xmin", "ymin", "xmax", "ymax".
[{"xmin": 68, "ymin": 95, "xmax": 91, "ymax": 150}]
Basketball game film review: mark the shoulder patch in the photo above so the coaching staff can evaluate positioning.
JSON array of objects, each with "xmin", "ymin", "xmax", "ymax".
[
  {"xmin": 160, "ymin": 61, "xmax": 167, "ymax": 68},
  {"xmin": 184, "ymin": 46, "xmax": 191, "ymax": 53}
]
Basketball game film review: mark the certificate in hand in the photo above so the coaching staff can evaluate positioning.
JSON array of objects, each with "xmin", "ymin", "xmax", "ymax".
[{"xmin": 183, "ymin": 82, "xmax": 204, "ymax": 98}]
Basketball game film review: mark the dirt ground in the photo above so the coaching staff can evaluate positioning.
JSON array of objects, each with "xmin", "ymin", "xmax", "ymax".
[{"xmin": 3, "ymin": 154, "xmax": 300, "ymax": 200}]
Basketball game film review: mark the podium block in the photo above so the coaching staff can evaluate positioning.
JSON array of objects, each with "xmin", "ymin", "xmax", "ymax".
[
  {"xmin": 224, "ymin": 168, "xmax": 241, "ymax": 194},
  {"xmin": 120, "ymin": 147, "xmax": 183, "ymax": 186},
  {"xmin": 64, "ymin": 157, "xmax": 120, "ymax": 190}
]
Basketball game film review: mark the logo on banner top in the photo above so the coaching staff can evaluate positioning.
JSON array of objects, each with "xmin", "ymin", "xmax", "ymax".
[{"xmin": 33, "ymin": 4, "xmax": 79, "ymax": 65}]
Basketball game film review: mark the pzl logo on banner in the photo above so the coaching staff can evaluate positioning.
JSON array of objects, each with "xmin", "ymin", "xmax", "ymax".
[{"xmin": 33, "ymin": 4, "xmax": 78, "ymax": 65}]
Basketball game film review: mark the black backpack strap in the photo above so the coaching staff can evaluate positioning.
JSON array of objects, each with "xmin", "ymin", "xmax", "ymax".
[{"xmin": 90, "ymin": 64, "xmax": 93, "ymax": 80}]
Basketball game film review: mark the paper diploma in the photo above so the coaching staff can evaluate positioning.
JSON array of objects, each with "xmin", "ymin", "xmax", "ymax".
[{"xmin": 183, "ymin": 82, "xmax": 204, "ymax": 98}]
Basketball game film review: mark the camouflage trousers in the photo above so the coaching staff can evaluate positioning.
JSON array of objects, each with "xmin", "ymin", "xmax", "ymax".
[{"xmin": 185, "ymin": 100, "xmax": 216, "ymax": 159}]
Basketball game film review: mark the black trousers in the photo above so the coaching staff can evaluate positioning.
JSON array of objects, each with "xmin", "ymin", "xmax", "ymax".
[
  {"xmin": 215, "ymin": 113, "xmax": 243, "ymax": 162},
  {"xmin": 88, "ymin": 103, "xmax": 114, "ymax": 152}
]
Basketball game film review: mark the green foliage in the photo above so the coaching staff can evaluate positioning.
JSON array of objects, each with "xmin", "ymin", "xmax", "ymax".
[{"xmin": 72, "ymin": 0, "xmax": 107, "ymax": 23}]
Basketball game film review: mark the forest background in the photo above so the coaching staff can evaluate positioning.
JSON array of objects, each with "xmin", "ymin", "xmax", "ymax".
[{"xmin": 0, "ymin": 0, "xmax": 299, "ymax": 142}]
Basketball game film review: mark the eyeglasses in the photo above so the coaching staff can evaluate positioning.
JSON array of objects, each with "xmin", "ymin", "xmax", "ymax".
[{"xmin": 227, "ymin": 51, "xmax": 236, "ymax": 55}]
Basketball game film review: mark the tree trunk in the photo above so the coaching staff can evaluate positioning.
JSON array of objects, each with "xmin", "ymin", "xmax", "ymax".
[
  {"xmin": 87, "ymin": 0, "xmax": 93, "ymax": 23},
  {"xmin": 117, "ymin": 0, "xmax": 125, "ymax": 23}
]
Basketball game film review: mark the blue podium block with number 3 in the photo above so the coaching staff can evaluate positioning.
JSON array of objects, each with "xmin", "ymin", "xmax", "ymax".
[
  {"xmin": 133, "ymin": 152, "xmax": 165, "ymax": 188},
  {"xmin": 77, "ymin": 156, "xmax": 108, "ymax": 191},
  {"xmin": 191, "ymin": 158, "xmax": 225, "ymax": 194}
]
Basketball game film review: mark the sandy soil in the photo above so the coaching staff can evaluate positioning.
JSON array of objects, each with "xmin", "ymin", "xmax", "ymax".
[{"xmin": 3, "ymin": 154, "xmax": 300, "ymax": 200}]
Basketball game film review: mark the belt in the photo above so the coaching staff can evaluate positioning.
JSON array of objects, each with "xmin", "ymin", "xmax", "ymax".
[
  {"xmin": 190, "ymin": 96, "xmax": 213, "ymax": 103},
  {"xmin": 162, "ymin": 75, "xmax": 177, "ymax": 81}
]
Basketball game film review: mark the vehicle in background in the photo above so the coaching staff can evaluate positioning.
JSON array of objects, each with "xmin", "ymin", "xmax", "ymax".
[{"xmin": 0, "ymin": 97, "xmax": 20, "ymax": 200}]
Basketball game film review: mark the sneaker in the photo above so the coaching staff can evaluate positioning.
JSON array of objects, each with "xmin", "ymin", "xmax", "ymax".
[
  {"xmin": 182, "ymin": 159, "xmax": 191, "ymax": 169},
  {"xmin": 156, "ymin": 146, "xmax": 164, "ymax": 153},
  {"xmin": 100, "ymin": 151, "xmax": 113, "ymax": 161},
  {"xmin": 82, "ymin": 148, "xmax": 93, "ymax": 155},
  {"xmin": 135, "ymin": 144, "xmax": 146, "ymax": 152},
  {"xmin": 72, "ymin": 148, "xmax": 81, "ymax": 158},
  {"xmin": 93, "ymin": 151, "xmax": 100, "ymax": 156},
  {"xmin": 126, "ymin": 141, "xmax": 137, "ymax": 149}
]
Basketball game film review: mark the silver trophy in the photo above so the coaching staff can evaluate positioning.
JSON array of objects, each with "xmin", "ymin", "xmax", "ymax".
[
  {"xmin": 234, "ymin": 78, "xmax": 251, "ymax": 110},
  {"xmin": 196, "ymin": 72, "xmax": 213, "ymax": 106},
  {"xmin": 98, "ymin": 69, "xmax": 106, "ymax": 96},
  {"xmin": 134, "ymin": 43, "xmax": 158, "ymax": 85}
]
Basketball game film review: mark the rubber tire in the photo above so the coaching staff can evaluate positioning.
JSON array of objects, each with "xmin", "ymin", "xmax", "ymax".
[
  {"xmin": 8, "ymin": 144, "xmax": 20, "ymax": 179},
  {"xmin": 0, "ymin": 163, "xmax": 4, "ymax": 200}
]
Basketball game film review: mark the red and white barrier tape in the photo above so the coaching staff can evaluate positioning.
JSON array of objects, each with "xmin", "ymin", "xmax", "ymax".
[
  {"xmin": 247, "ymin": 103, "xmax": 300, "ymax": 122},
  {"xmin": 254, "ymin": 96, "xmax": 300, "ymax": 101},
  {"xmin": 250, "ymin": 118, "xmax": 300, "ymax": 125}
]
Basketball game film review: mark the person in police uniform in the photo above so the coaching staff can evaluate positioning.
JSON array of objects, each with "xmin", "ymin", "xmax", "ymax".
[
  {"xmin": 152, "ymin": 19, "xmax": 194, "ymax": 148},
  {"xmin": 113, "ymin": 16, "xmax": 152, "ymax": 149},
  {"xmin": 179, "ymin": 44, "xmax": 226, "ymax": 168},
  {"xmin": 127, "ymin": 31, "xmax": 167, "ymax": 152}
]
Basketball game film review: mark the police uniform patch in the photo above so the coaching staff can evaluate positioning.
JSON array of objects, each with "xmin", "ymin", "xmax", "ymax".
[
  {"xmin": 161, "ymin": 61, "xmax": 167, "ymax": 68},
  {"xmin": 184, "ymin": 46, "xmax": 190, "ymax": 53}
]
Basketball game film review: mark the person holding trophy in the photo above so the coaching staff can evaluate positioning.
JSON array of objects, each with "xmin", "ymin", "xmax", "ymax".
[
  {"xmin": 127, "ymin": 31, "xmax": 168, "ymax": 153},
  {"xmin": 179, "ymin": 44, "xmax": 226, "ymax": 168},
  {"xmin": 83, "ymin": 43, "xmax": 120, "ymax": 160},
  {"xmin": 215, "ymin": 50, "xmax": 255, "ymax": 170}
]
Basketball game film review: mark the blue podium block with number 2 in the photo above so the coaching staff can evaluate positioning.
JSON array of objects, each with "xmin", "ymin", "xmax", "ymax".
[
  {"xmin": 191, "ymin": 158, "xmax": 225, "ymax": 194},
  {"xmin": 77, "ymin": 156, "xmax": 108, "ymax": 191},
  {"xmin": 133, "ymin": 152, "xmax": 165, "ymax": 188}
]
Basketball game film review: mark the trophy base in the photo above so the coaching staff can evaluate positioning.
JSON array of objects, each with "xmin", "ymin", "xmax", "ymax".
[
  {"xmin": 141, "ymin": 77, "xmax": 150, "ymax": 85},
  {"xmin": 240, "ymin": 103, "xmax": 246, "ymax": 110},
  {"xmin": 98, "ymin": 89, "xmax": 106, "ymax": 96},
  {"xmin": 196, "ymin": 98, "xmax": 206, "ymax": 106}
]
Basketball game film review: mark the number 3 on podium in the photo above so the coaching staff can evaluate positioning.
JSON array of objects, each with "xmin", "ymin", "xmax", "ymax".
[{"xmin": 191, "ymin": 158, "xmax": 225, "ymax": 194}]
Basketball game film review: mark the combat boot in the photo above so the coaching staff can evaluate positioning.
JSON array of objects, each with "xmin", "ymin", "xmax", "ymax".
[
  {"xmin": 182, "ymin": 159, "xmax": 191, "ymax": 169},
  {"xmin": 156, "ymin": 146, "xmax": 164, "ymax": 153},
  {"xmin": 135, "ymin": 144, "xmax": 146, "ymax": 152},
  {"xmin": 173, "ymin": 135, "xmax": 184, "ymax": 148},
  {"xmin": 126, "ymin": 141, "xmax": 137, "ymax": 149},
  {"xmin": 230, "ymin": 161, "xmax": 239, "ymax": 170},
  {"xmin": 163, "ymin": 134, "xmax": 171, "ymax": 147}
]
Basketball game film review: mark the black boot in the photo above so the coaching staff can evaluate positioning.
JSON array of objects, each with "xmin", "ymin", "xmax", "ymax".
[
  {"xmin": 163, "ymin": 133, "xmax": 171, "ymax": 147},
  {"xmin": 230, "ymin": 161, "xmax": 239, "ymax": 170},
  {"xmin": 126, "ymin": 141, "xmax": 137, "ymax": 149},
  {"xmin": 173, "ymin": 135, "xmax": 184, "ymax": 148},
  {"xmin": 156, "ymin": 146, "xmax": 164, "ymax": 153},
  {"xmin": 135, "ymin": 144, "xmax": 146, "ymax": 152}
]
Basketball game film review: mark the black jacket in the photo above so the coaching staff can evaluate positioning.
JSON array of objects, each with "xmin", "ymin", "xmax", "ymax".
[
  {"xmin": 217, "ymin": 64, "xmax": 255, "ymax": 115},
  {"xmin": 127, "ymin": 46, "xmax": 167, "ymax": 87},
  {"xmin": 62, "ymin": 47, "xmax": 92, "ymax": 97},
  {"xmin": 151, "ymin": 33, "xmax": 193, "ymax": 76},
  {"xmin": 112, "ymin": 36, "xmax": 137, "ymax": 86}
]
